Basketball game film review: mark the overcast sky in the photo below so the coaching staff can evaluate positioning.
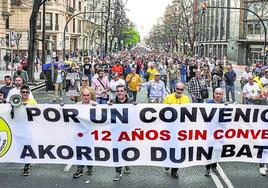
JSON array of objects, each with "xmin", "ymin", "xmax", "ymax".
[{"xmin": 125, "ymin": 0, "xmax": 173, "ymax": 39}]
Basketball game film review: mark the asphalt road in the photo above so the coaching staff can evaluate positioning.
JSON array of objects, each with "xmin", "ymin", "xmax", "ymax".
[{"xmin": 1, "ymin": 66, "xmax": 267, "ymax": 188}]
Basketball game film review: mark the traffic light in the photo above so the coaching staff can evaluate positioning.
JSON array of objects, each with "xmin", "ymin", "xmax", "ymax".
[{"xmin": 201, "ymin": 2, "xmax": 207, "ymax": 15}]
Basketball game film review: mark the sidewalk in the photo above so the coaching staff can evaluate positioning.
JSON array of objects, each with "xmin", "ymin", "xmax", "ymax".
[{"xmin": 0, "ymin": 69, "xmax": 45, "ymax": 90}]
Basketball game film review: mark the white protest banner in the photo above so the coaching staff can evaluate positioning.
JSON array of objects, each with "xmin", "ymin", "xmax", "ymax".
[{"xmin": 0, "ymin": 103, "xmax": 268, "ymax": 168}]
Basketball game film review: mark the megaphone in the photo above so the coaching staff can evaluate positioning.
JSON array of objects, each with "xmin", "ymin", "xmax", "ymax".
[
  {"xmin": 10, "ymin": 94, "xmax": 22, "ymax": 119},
  {"xmin": 10, "ymin": 94, "xmax": 22, "ymax": 107}
]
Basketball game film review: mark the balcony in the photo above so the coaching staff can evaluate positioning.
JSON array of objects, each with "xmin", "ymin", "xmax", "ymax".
[{"xmin": 66, "ymin": 6, "xmax": 75, "ymax": 14}]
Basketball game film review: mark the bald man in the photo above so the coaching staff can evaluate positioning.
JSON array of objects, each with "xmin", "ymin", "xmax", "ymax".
[
  {"xmin": 164, "ymin": 82, "xmax": 190, "ymax": 178},
  {"xmin": 204, "ymin": 87, "xmax": 224, "ymax": 176}
]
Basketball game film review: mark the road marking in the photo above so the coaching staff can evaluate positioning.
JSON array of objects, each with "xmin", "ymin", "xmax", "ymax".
[
  {"xmin": 211, "ymin": 173, "xmax": 224, "ymax": 188},
  {"xmin": 64, "ymin": 164, "xmax": 72, "ymax": 172},
  {"xmin": 218, "ymin": 164, "xmax": 234, "ymax": 188}
]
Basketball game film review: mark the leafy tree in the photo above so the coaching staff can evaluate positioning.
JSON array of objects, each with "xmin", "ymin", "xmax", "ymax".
[{"xmin": 121, "ymin": 27, "xmax": 140, "ymax": 48}]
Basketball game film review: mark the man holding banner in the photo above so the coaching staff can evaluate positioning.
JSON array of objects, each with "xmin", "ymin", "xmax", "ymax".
[
  {"xmin": 109, "ymin": 84, "xmax": 134, "ymax": 181},
  {"xmin": 204, "ymin": 88, "xmax": 224, "ymax": 177},
  {"xmin": 163, "ymin": 82, "xmax": 190, "ymax": 178},
  {"xmin": 20, "ymin": 85, "xmax": 37, "ymax": 176},
  {"xmin": 73, "ymin": 87, "xmax": 97, "ymax": 179}
]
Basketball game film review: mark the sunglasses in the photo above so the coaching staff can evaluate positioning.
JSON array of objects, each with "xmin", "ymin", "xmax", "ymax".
[
  {"xmin": 82, "ymin": 80, "xmax": 88, "ymax": 82},
  {"xmin": 176, "ymin": 88, "xmax": 184, "ymax": 91},
  {"xmin": 83, "ymin": 94, "xmax": 90, "ymax": 97},
  {"xmin": 21, "ymin": 91, "xmax": 29, "ymax": 94}
]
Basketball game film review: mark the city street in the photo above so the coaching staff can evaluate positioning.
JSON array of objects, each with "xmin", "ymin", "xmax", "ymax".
[
  {"xmin": 1, "ymin": 0, "xmax": 268, "ymax": 187},
  {"xmin": 1, "ymin": 65, "xmax": 268, "ymax": 188}
]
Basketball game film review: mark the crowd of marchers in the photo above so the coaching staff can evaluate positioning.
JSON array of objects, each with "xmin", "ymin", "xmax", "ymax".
[{"xmin": 1, "ymin": 49, "xmax": 268, "ymax": 180}]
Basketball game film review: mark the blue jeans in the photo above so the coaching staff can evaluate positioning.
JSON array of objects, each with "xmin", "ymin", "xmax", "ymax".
[
  {"xmin": 96, "ymin": 98, "xmax": 108, "ymax": 104},
  {"xmin": 181, "ymin": 74, "xmax": 187, "ymax": 83},
  {"xmin": 225, "ymin": 85, "xmax": 235, "ymax": 102},
  {"xmin": 169, "ymin": 79, "xmax": 177, "ymax": 93},
  {"xmin": 128, "ymin": 90, "xmax": 137, "ymax": 101}
]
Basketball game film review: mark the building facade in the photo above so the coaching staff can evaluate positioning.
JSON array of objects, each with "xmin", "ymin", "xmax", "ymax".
[
  {"xmin": 8, "ymin": 0, "xmax": 104, "ymax": 61},
  {"xmin": 195, "ymin": 0, "xmax": 268, "ymax": 65},
  {"xmin": 194, "ymin": 0, "xmax": 241, "ymax": 62},
  {"xmin": 238, "ymin": 0, "xmax": 268, "ymax": 65},
  {"xmin": 0, "ymin": 0, "xmax": 11, "ymax": 69}
]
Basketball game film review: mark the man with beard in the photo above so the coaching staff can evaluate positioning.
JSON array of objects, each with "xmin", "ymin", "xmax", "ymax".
[
  {"xmin": 13, "ymin": 64, "xmax": 29, "ymax": 84},
  {"xmin": 0, "ymin": 75, "xmax": 14, "ymax": 99},
  {"xmin": 6, "ymin": 75, "xmax": 34, "ymax": 102}
]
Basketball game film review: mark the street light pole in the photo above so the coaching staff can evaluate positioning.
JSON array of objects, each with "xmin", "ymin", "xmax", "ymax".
[
  {"xmin": 63, "ymin": 11, "xmax": 104, "ymax": 61},
  {"xmin": 206, "ymin": 6, "xmax": 267, "ymax": 65}
]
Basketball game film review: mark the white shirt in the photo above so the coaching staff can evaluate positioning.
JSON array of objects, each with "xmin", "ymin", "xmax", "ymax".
[
  {"xmin": 77, "ymin": 100, "xmax": 97, "ymax": 105},
  {"xmin": 260, "ymin": 76, "xmax": 268, "ymax": 91},
  {"xmin": 109, "ymin": 78, "xmax": 126, "ymax": 100},
  {"xmin": 209, "ymin": 63, "xmax": 215, "ymax": 72},
  {"xmin": 6, "ymin": 87, "xmax": 34, "ymax": 102},
  {"xmin": 243, "ymin": 82, "xmax": 260, "ymax": 98},
  {"xmin": 241, "ymin": 72, "xmax": 252, "ymax": 80}
]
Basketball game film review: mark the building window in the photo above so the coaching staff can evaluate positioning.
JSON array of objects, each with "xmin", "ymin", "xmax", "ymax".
[
  {"xmin": 247, "ymin": 23, "xmax": 254, "ymax": 34},
  {"xmin": 45, "ymin": 13, "xmax": 52, "ymax": 30},
  {"xmin": 78, "ymin": 1, "xmax": 81, "ymax": 11},
  {"xmin": 73, "ymin": 0, "xmax": 76, "ymax": 9},
  {"xmin": 55, "ymin": 13, "xmax": 59, "ymax": 31},
  {"xmin": 78, "ymin": 20, "xmax": 81, "ymax": 33},
  {"xmin": 255, "ymin": 23, "xmax": 260, "ymax": 34},
  {"xmin": 5, "ymin": 17, "xmax": 9, "ymax": 29},
  {"xmin": 36, "ymin": 12, "xmax": 41, "ymax": 30},
  {"xmin": 73, "ymin": 18, "xmax": 75, "ymax": 33}
]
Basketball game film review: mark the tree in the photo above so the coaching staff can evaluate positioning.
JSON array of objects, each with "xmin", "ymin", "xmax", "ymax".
[
  {"xmin": 27, "ymin": 0, "xmax": 47, "ymax": 83},
  {"xmin": 121, "ymin": 27, "xmax": 140, "ymax": 48},
  {"xmin": 146, "ymin": 0, "xmax": 204, "ymax": 55}
]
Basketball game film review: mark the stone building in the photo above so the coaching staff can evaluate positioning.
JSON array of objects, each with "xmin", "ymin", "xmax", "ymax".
[
  {"xmin": 194, "ymin": 0, "xmax": 240, "ymax": 63},
  {"xmin": 7, "ymin": 0, "xmax": 104, "ymax": 61},
  {"xmin": 0, "ymin": 0, "xmax": 11, "ymax": 69}
]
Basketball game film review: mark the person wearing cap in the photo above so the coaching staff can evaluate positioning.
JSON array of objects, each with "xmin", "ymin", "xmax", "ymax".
[
  {"xmin": 109, "ymin": 72, "xmax": 125, "ymax": 100},
  {"xmin": 126, "ymin": 67, "xmax": 141, "ymax": 101},
  {"xmin": 139, "ymin": 72, "xmax": 165, "ymax": 103}
]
